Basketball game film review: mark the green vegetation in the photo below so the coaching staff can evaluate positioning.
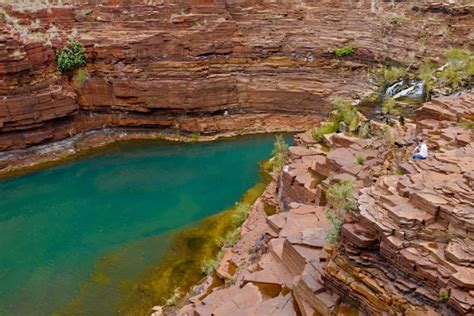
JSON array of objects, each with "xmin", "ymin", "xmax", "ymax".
[
  {"xmin": 460, "ymin": 121, "xmax": 474, "ymax": 130},
  {"xmin": 381, "ymin": 97, "xmax": 400, "ymax": 116},
  {"xmin": 419, "ymin": 58, "xmax": 435, "ymax": 100},
  {"xmin": 265, "ymin": 14, "xmax": 274, "ymax": 23},
  {"xmin": 355, "ymin": 156, "xmax": 364, "ymax": 165},
  {"xmin": 414, "ymin": 48, "xmax": 473, "ymax": 95},
  {"xmin": 331, "ymin": 97, "xmax": 359, "ymax": 132},
  {"xmin": 438, "ymin": 289, "xmax": 449, "ymax": 303},
  {"xmin": 382, "ymin": 125, "xmax": 395, "ymax": 146},
  {"xmin": 325, "ymin": 180, "xmax": 356, "ymax": 243},
  {"xmin": 358, "ymin": 122, "xmax": 370, "ymax": 138},
  {"xmin": 164, "ymin": 293, "xmax": 179, "ymax": 307},
  {"xmin": 392, "ymin": 167, "xmax": 406, "ymax": 176},
  {"xmin": 246, "ymin": 245, "xmax": 254, "ymax": 254},
  {"xmin": 438, "ymin": 65, "xmax": 461, "ymax": 91},
  {"xmin": 200, "ymin": 257, "xmax": 219, "ymax": 275},
  {"xmin": 74, "ymin": 69, "xmax": 88, "ymax": 87},
  {"xmin": 225, "ymin": 276, "xmax": 236, "ymax": 286},
  {"xmin": 190, "ymin": 132, "xmax": 201, "ymax": 142},
  {"xmin": 271, "ymin": 135, "xmax": 289, "ymax": 175},
  {"xmin": 333, "ymin": 45, "xmax": 354, "ymax": 58},
  {"xmin": 438, "ymin": 48, "xmax": 473, "ymax": 92},
  {"xmin": 223, "ymin": 230, "xmax": 240, "ymax": 246},
  {"xmin": 311, "ymin": 122, "xmax": 338, "ymax": 142},
  {"xmin": 231, "ymin": 202, "xmax": 251, "ymax": 227},
  {"xmin": 380, "ymin": 66, "xmax": 406, "ymax": 85},
  {"xmin": 56, "ymin": 40, "xmax": 86, "ymax": 72},
  {"xmin": 311, "ymin": 97, "xmax": 359, "ymax": 142}
]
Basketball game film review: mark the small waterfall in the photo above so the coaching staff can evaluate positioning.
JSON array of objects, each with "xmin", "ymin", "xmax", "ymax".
[
  {"xmin": 357, "ymin": 79, "xmax": 425, "ymax": 120},
  {"xmin": 392, "ymin": 80, "xmax": 424, "ymax": 99},
  {"xmin": 384, "ymin": 79, "xmax": 424, "ymax": 100},
  {"xmin": 385, "ymin": 80, "xmax": 405, "ymax": 96}
]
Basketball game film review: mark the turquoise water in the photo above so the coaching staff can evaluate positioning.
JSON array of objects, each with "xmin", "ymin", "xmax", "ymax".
[{"xmin": 0, "ymin": 135, "xmax": 278, "ymax": 315}]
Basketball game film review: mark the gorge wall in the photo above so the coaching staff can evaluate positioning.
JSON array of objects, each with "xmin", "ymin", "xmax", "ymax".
[
  {"xmin": 174, "ymin": 93, "xmax": 473, "ymax": 316},
  {"xmin": 1, "ymin": 0, "xmax": 473, "ymax": 152}
]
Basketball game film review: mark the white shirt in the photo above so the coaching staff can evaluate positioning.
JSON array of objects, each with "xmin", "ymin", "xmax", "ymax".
[{"xmin": 417, "ymin": 143, "xmax": 428, "ymax": 158}]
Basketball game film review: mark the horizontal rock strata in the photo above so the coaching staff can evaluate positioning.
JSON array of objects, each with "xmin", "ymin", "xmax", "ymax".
[
  {"xmin": 174, "ymin": 93, "xmax": 473, "ymax": 315},
  {"xmin": 1, "ymin": 0, "xmax": 473, "ymax": 151},
  {"xmin": 324, "ymin": 94, "xmax": 474, "ymax": 315}
]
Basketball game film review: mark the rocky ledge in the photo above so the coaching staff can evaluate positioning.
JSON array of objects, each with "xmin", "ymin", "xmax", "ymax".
[{"xmin": 170, "ymin": 94, "xmax": 473, "ymax": 315}]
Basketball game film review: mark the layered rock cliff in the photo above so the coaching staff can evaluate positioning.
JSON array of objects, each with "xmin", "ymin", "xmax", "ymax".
[
  {"xmin": 174, "ymin": 93, "xmax": 473, "ymax": 316},
  {"xmin": 1, "ymin": 1, "xmax": 473, "ymax": 314},
  {"xmin": 1, "ymin": 0, "xmax": 473, "ymax": 153}
]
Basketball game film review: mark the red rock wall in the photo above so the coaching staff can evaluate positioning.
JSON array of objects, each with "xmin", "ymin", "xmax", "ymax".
[{"xmin": 0, "ymin": 0, "xmax": 472, "ymax": 150}]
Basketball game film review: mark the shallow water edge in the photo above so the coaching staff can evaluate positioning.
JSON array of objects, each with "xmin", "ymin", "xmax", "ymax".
[{"xmin": 0, "ymin": 125, "xmax": 307, "ymax": 180}]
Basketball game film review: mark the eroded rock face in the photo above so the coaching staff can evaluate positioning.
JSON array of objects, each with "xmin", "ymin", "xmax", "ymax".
[
  {"xmin": 1, "ymin": 0, "xmax": 473, "ymax": 151},
  {"xmin": 175, "ymin": 93, "xmax": 473, "ymax": 316},
  {"xmin": 324, "ymin": 94, "xmax": 474, "ymax": 315}
]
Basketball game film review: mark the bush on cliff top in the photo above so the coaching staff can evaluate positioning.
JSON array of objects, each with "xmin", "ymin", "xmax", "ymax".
[{"xmin": 56, "ymin": 40, "xmax": 86, "ymax": 72}]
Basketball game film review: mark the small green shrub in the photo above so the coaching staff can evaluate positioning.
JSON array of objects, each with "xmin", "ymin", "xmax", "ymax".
[
  {"xmin": 265, "ymin": 14, "xmax": 274, "ymax": 23},
  {"xmin": 381, "ymin": 66, "xmax": 407, "ymax": 84},
  {"xmin": 225, "ymin": 277, "xmax": 236, "ymax": 286},
  {"xmin": 444, "ymin": 48, "xmax": 472, "ymax": 63},
  {"xmin": 56, "ymin": 40, "xmax": 86, "ymax": 72},
  {"xmin": 437, "ymin": 48, "xmax": 474, "ymax": 91},
  {"xmin": 325, "ymin": 180, "xmax": 356, "ymax": 243},
  {"xmin": 355, "ymin": 156, "xmax": 364, "ymax": 165},
  {"xmin": 311, "ymin": 122, "xmax": 338, "ymax": 142},
  {"xmin": 438, "ymin": 65, "xmax": 461, "ymax": 91},
  {"xmin": 74, "ymin": 69, "xmax": 88, "ymax": 87},
  {"xmin": 327, "ymin": 180, "xmax": 357, "ymax": 213},
  {"xmin": 419, "ymin": 58, "xmax": 435, "ymax": 100},
  {"xmin": 392, "ymin": 168, "xmax": 406, "ymax": 176},
  {"xmin": 232, "ymin": 202, "xmax": 251, "ymax": 227},
  {"xmin": 382, "ymin": 125, "xmax": 395, "ymax": 146},
  {"xmin": 200, "ymin": 258, "xmax": 218, "ymax": 275},
  {"xmin": 358, "ymin": 122, "xmax": 370, "ymax": 138},
  {"xmin": 224, "ymin": 229, "xmax": 240, "ymax": 246},
  {"xmin": 326, "ymin": 212, "xmax": 344, "ymax": 244},
  {"xmin": 460, "ymin": 121, "xmax": 474, "ymax": 130},
  {"xmin": 165, "ymin": 295, "xmax": 178, "ymax": 307},
  {"xmin": 191, "ymin": 132, "xmax": 201, "ymax": 142},
  {"xmin": 333, "ymin": 45, "xmax": 354, "ymax": 58},
  {"xmin": 272, "ymin": 134, "xmax": 289, "ymax": 175},
  {"xmin": 382, "ymin": 97, "xmax": 400, "ymax": 116},
  {"xmin": 438, "ymin": 289, "xmax": 449, "ymax": 303},
  {"xmin": 331, "ymin": 97, "xmax": 359, "ymax": 131},
  {"xmin": 311, "ymin": 97, "xmax": 359, "ymax": 142},
  {"xmin": 246, "ymin": 245, "xmax": 254, "ymax": 254}
]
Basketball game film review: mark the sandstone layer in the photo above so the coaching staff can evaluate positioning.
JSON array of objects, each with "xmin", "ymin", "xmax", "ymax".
[
  {"xmin": 1, "ymin": 0, "xmax": 473, "ymax": 154},
  {"xmin": 174, "ymin": 94, "xmax": 473, "ymax": 315}
]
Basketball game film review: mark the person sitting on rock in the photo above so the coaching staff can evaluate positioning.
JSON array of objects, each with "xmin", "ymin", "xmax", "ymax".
[{"xmin": 412, "ymin": 138, "xmax": 428, "ymax": 160}]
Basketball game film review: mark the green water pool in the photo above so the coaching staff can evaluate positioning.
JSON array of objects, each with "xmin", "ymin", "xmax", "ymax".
[{"xmin": 0, "ymin": 135, "xmax": 281, "ymax": 315}]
